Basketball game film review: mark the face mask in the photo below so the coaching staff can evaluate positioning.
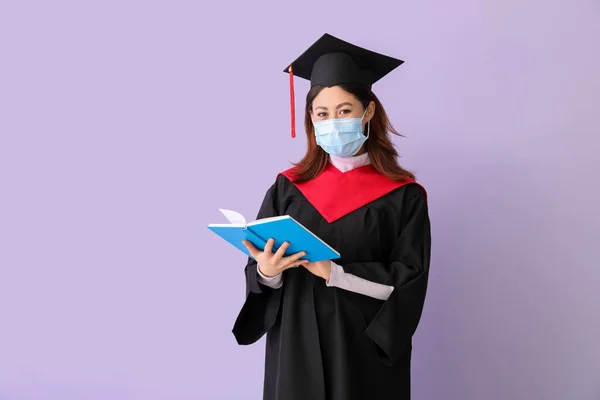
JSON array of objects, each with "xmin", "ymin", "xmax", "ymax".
[{"xmin": 313, "ymin": 109, "xmax": 370, "ymax": 158}]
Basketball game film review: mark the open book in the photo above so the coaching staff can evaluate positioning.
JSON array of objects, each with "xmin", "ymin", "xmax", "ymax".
[{"xmin": 207, "ymin": 209, "xmax": 340, "ymax": 262}]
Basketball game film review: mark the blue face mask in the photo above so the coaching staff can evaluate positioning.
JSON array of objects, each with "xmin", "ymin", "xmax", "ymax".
[{"xmin": 313, "ymin": 109, "xmax": 370, "ymax": 158}]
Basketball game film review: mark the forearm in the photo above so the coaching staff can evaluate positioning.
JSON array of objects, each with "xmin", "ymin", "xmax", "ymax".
[
  {"xmin": 326, "ymin": 262, "xmax": 394, "ymax": 300},
  {"xmin": 256, "ymin": 264, "xmax": 284, "ymax": 289}
]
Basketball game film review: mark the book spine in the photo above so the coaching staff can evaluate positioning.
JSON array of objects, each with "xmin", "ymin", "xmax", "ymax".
[{"xmin": 244, "ymin": 226, "xmax": 268, "ymax": 250}]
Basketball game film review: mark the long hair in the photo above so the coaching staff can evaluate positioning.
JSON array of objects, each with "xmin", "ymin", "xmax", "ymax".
[{"xmin": 290, "ymin": 84, "xmax": 416, "ymax": 183}]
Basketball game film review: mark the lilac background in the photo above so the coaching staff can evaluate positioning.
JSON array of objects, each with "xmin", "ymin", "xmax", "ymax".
[{"xmin": 1, "ymin": 0, "xmax": 599, "ymax": 399}]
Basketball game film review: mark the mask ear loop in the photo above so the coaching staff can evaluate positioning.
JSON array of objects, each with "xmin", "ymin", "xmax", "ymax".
[{"xmin": 362, "ymin": 107, "xmax": 371, "ymax": 139}]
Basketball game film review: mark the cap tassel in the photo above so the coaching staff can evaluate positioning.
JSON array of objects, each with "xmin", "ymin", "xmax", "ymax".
[{"xmin": 289, "ymin": 65, "xmax": 296, "ymax": 138}]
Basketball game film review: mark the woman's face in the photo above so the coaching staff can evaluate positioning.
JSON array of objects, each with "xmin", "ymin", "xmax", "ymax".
[{"xmin": 310, "ymin": 86, "xmax": 374, "ymax": 127}]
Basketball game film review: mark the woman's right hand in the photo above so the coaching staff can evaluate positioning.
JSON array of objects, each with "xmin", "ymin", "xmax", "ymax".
[{"xmin": 242, "ymin": 238, "xmax": 308, "ymax": 277}]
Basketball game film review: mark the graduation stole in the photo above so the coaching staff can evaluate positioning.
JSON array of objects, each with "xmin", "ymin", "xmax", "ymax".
[{"xmin": 279, "ymin": 163, "xmax": 418, "ymax": 223}]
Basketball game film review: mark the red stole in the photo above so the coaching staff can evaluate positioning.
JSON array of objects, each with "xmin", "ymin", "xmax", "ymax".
[{"xmin": 279, "ymin": 163, "xmax": 420, "ymax": 223}]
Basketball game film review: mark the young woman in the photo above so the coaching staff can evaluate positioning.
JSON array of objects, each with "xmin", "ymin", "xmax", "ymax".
[{"xmin": 233, "ymin": 33, "xmax": 431, "ymax": 400}]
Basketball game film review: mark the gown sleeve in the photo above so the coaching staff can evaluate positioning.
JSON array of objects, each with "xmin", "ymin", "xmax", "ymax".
[
  {"xmin": 231, "ymin": 181, "xmax": 284, "ymax": 345},
  {"xmin": 341, "ymin": 187, "xmax": 431, "ymax": 366}
]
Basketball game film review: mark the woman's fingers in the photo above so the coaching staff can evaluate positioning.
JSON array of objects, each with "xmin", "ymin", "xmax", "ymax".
[
  {"xmin": 243, "ymin": 240, "xmax": 306, "ymax": 272},
  {"xmin": 288, "ymin": 259, "xmax": 309, "ymax": 269},
  {"xmin": 263, "ymin": 238, "xmax": 275, "ymax": 254},
  {"xmin": 241, "ymin": 240, "xmax": 260, "ymax": 259},
  {"xmin": 273, "ymin": 241, "xmax": 290, "ymax": 263},
  {"xmin": 282, "ymin": 250, "xmax": 307, "ymax": 266},
  {"xmin": 303, "ymin": 262, "xmax": 320, "ymax": 277}
]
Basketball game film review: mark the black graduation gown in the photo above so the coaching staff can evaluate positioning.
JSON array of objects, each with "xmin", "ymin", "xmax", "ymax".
[{"xmin": 232, "ymin": 165, "xmax": 431, "ymax": 400}]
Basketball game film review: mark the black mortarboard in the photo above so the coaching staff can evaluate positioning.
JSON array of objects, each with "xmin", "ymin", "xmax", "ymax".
[{"xmin": 284, "ymin": 33, "xmax": 404, "ymax": 138}]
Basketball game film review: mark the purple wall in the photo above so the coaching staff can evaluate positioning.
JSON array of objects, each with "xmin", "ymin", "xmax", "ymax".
[{"xmin": 1, "ymin": 1, "xmax": 599, "ymax": 399}]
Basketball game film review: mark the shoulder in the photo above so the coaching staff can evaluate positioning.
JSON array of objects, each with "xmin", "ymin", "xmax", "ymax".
[
  {"xmin": 278, "ymin": 166, "xmax": 300, "ymax": 182},
  {"xmin": 399, "ymin": 181, "xmax": 429, "ymax": 218},
  {"xmin": 384, "ymin": 179, "xmax": 428, "ymax": 211},
  {"xmin": 274, "ymin": 166, "xmax": 303, "ymax": 189},
  {"xmin": 403, "ymin": 180, "xmax": 427, "ymax": 200},
  {"xmin": 259, "ymin": 166, "xmax": 298, "ymax": 200}
]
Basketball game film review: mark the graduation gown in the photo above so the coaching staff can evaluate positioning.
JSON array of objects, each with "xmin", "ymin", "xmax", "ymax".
[{"xmin": 232, "ymin": 163, "xmax": 431, "ymax": 400}]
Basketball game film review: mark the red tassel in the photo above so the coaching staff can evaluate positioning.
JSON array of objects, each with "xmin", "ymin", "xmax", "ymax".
[{"xmin": 289, "ymin": 65, "xmax": 296, "ymax": 138}]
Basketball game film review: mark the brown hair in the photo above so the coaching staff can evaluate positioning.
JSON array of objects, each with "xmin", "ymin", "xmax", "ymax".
[{"xmin": 289, "ymin": 84, "xmax": 416, "ymax": 183}]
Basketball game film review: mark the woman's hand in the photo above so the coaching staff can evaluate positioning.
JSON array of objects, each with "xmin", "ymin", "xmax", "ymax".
[
  {"xmin": 304, "ymin": 260, "xmax": 332, "ymax": 281},
  {"xmin": 242, "ymin": 238, "xmax": 308, "ymax": 278}
]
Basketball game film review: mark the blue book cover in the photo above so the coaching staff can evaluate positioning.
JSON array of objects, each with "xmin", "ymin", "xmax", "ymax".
[{"xmin": 207, "ymin": 209, "xmax": 340, "ymax": 262}]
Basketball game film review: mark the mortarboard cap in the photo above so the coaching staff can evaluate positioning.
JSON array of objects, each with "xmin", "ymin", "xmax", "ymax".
[{"xmin": 284, "ymin": 33, "xmax": 404, "ymax": 138}]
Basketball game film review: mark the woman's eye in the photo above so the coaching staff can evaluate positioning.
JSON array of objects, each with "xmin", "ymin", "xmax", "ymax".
[
  {"xmin": 317, "ymin": 112, "xmax": 327, "ymax": 117},
  {"xmin": 340, "ymin": 109, "xmax": 351, "ymax": 115}
]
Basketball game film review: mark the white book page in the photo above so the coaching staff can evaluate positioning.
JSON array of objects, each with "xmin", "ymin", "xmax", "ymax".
[
  {"xmin": 219, "ymin": 209, "xmax": 247, "ymax": 226},
  {"xmin": 251, "ymin": 215, "xmax": 290, "ymax": 224}
]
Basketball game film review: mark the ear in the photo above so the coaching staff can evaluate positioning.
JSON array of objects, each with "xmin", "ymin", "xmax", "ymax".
[{"xmin": 364, "ymin": 101, "xmax": 376, "ymax": 122}]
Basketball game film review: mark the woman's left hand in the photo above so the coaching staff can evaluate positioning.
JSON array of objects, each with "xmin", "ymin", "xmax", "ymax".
[{"xmin": 304, "ymin": 260, "xmax": 332, "ymax": 281}]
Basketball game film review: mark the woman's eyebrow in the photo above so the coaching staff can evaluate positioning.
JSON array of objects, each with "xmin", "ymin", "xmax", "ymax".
[
  {"xmin": 314, "ymin": 102, "xmax": 354, "ymax": 111},
  {"xmin": 336, "ymin": 102, "xmax": 354, "ymax": 109}
]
